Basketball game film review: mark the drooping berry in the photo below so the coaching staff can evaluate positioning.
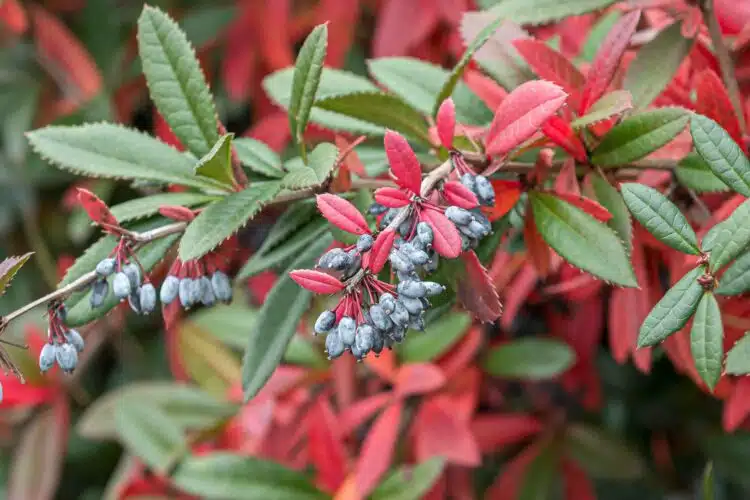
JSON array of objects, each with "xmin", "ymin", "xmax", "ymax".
[
  {"xmin": 95, "ymin": 258, "xmax": 116, "ymax": 277},
  {"xmin": 211, "ymin": 271, "xmax": 232, "ymax": 303},
  {"xmin": 338, "ymin": 316, "xmax": 357, "ymax": 347},
  {"xmin": 55, "ymin": 343, "xmax": 78, "ymax": 373},
  {"xmin": 160, "ymin": 275, "xmax": 180, "ymax": 305},
  {"xmin": 397, "ymin": 280, "xmax": 426, "ymax": 298},
  {"xmin": 128, "ymin": 291, "xmax": 142, "ymax": 314},
  {"xmin": 325, "ymin": 330, "xmax": 345, "ymax": 359},
  {"xmin": 423, "ymin": 282, "xmax": 445, "ymax": 297},
  {"xmin": 474, "ymin": 175, "xmax": 495, "ymax": 206},
  {"xmin": 90, "ymin": 279, "xmax": 109, "ymax": 308},
  {"xmin": 445, "ymin": 206, "xmax": 473, "ymax": 225},
  {"xmin": 179, "ymin": 278, "xmax": 193, "ymax": 308},
  {"xmin": 357, "ymin": 234, "xmax": 374, "ymax": 252},
  {"xmin": 39, "ymin": 343, "xmax": 57, "ymax": 373},
  {"xmin": 314, "ymin": 310, "xmax": 336, "ymax": 335},
  {"xmin": 64, "ymin": 329, "xmax": 85, "ymax": 353},
  {"xmin": 140, "ymin": 283, "xmax": 157, "ymax": 314},
  {"xmin": 123, "ymin": 263, "xmax": 141, "ymax": 289},
  {"xmin": 113, "ymin": 272, "xmax": 132, "ymax": 300}
]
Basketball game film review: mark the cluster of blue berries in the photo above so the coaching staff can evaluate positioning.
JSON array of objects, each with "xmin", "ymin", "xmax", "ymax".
[
  {"xmin": 159, "ymin": 259, "xmax": 232, "ymax": 310},
  {"xmin": 91, "ymin": 257, "xmax": 157, "ymax": 315},
  {"xmin": 38, "ymin": 304, "xmax": 85, "ymax": 374}
]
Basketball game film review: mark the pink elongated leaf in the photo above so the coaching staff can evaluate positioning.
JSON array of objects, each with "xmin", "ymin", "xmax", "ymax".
[
  {"xmin": 695, "ymin": 69, "xmax": 744, "ymax": 148},
  {"xmin": 485, "ymin": 81, "xmax": 568, "ymax": 156},
  {"xmin": 456, "ymin": 250, "xmax": 503, "ymax": 322},
  {"xmin": 340, "ymin": 393, "xmax": 393, "ymax": 436},
  {"xmin": 414, "ymin": 398, "xmax": 480, "ymax": 467},
  {"xmin": 158, "ymin": 205, "xmax": 195, "ymax": 222},
  {"xmin": 355, "ymin": 401, "xmax": 403, "ymax": 497},
  {"xmin": 394, "ymin": 363, "xmax": 446, "ymax": 397},
  {"xmin": 542, "ymin": 116, "xmax": 588, "ymax": 163},
  {"xmin": 553, "ymin": 158, "xmax": 580, "ymax": 195},
  {"xmin": 77, "ymin": 188, "xmax": 119, "ymax": 229},
  {"xmin": 289, "ymin": 269, "xmax": 344, "ymax": 294},
  {"xmin": 384, "ymin": 130, "xmax": 423, "ymax": 194},
  {"xmin": 368, "ymin": 229, "xmax": 397, "ymax": 273},
  {"xmin": 553, "ymin": 193, "xmax": 613, "ymax": 222},
  {"xmin": 374, "ymin": 187, "xmax": 411, "ymax": 208},
  {"xmin": 512, "ymin": 39, "xmax": 584, "ymax": 108},
  {"xmin": 436, "ymin": 98, "xmax": 456, "ymax": 149},
  {"xmin": 307, "ymin": 397, "xmax": 348, "ymax": 492},
  {"xmin": 579, "ymin": 10, "xmax": 641, "ymax": 114},
  {"xmin": 420, "ymin": 208, "xmax": 462, "ymax": 258},
  {"xmin": 442, "ymin": 181, "xmax": 479, "ymax": 209},
  {"xmin": 316, "ymin": 193, "xmax": 371, "ymax": 235}
]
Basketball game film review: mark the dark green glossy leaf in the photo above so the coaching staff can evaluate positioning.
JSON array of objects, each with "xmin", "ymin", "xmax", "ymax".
[
  {"xmin": 398, "ymin": 312, "xmax": 471, "ymax": 363},
  {"xmin": 233, "ymin": 138, "xmax": 284, "ymax": 178},
  {"xmin": 716, "ymin": 250, "xmax": 750, "ymax": 295},
  {"xmin": 691, "ymin": 114, "xmax": 750, "ymax": 197},
  {"xmin": 484, "ymin": 338, "xmax": 575, "ymax": 379},
  {"xmin": 675, "ymin": 152, "xmax": 730, "ymax": 192},
  {"xmin": 590, "ymin": 171, "xmax": 632, "ymax": 254},
  {"xmin": 725, "ymin": 333, "xmax": 750, "ymax": 375},
  {"xmin": 690, "ymin": 292, "xmax": 724, "ymax": 390},
  {"xmin": 708, "ymin": 198, "xmax": 750, "ymax": 272}
]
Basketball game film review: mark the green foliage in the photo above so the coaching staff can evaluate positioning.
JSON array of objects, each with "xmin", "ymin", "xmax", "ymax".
[
  {"xmin": 570, "ymin": 90, "xmax": 633, "ymax": 129},
  {"xmin": 194, "ymin": 133, "xmax": 236, "ymax": 188},
  {"xmin": 563, "ymin": 424, "xmax": 644, "ymax": 479},
  {"xmin": 280, "ymin": 142, "xmax": 339, "ymax": 189},
  {"xmin": 0, "ymin": 253, "xmax": 32, "ymax": 297},
  {"xmin": 109, "ymin": 192, "xmax": 218, "ymax": 223},
  {"xmin": 398, "ymin": 311, "xmax": 471, "ymax": 362},
  {"xmin": 716, "ymin": 251, "xmax": 750, "ymax": 295},
  {"xmin": 484, "ymin": 338, "xmax": 575, "ymax": 379},
  {"xmin": 708, "ymin": 199, "xmax": 750, "ymax": 272},
  {"xmin": 289, "ymin": 24, "xmax": 328, "ymax": 151},
  {"xmin": 590, "ymin": 172, "xmax": 632, "ymax": 254},
  {"xmin": 725, "ymin": 333, "xmax": 750, "ymax": 375},
  {"xmin": 691, "ymin": 114, "xmax": 750, "ymax": 197},
  {"xmin": 676, "ymin": 152, "xmax": 730, "ymax": 192},
  {"xmin": 487, "ymin": 0, "xmax": 617, "ymax": 26},
  {"xmin": 691, "ymin": 292, "xmax": 724, "ymax": 390},
  {"xmin": 371, "ymin": 458, "xmax": 446, "ymax": 500},
  {"xmin": 233, "ymin": 138, "xmax": 285, "ymax": 178}
]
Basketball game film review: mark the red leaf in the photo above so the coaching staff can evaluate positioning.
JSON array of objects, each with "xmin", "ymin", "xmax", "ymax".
[
  {"xmin": 355, "ymin": 401, "xmax": 403, "ymax": 497},
  {"xmin": 436, "ymin": 98, "xmax": 456, "ymax": 149},
  {"xmin": 723, "ymin": 377, "xmax": 750, "ymax": 431},
  {"xmin": 158, "ymin": 205, "xmax": 195, "ymax": 222},
  {"xmin": 553, "ymin": 193, "xmax": 612, "ymax": 222},
  {"xmin": 579, "ymin": 10, "xmax": 641, "ymax": 114},
  {"xmin": 465, "ymin": 69, "xmax": 507, "ymax": 110},
  {"xmin": 442, "ymin": 181, "xmax": 479, "ymax": 209},
  {"xmin": 373, "ymin": 0, "xmax": 439, "ymax": 57},
  {"xmin": 512, "ymin": 39, "xmax": 584, "ymax": 108},
  {"xmin": 384, "ymin": 130, "xmax": 423, "ymax": 195},
  {"xmin": 394, "ymin": 363, "xmax": 446, "ymax": 397},
  {"xmin": 562, "ymin": 459, "xmax": 597, "ymax": 500},
  {"xmin": 456, "ymin": 251, "xmax": 503, "ymax": 322},
  {"xmin": 485, "ymin": 441, "xmax": 543, "ymax": 498},
  {"xmin": 414, "ymin": 399, "xmax": 480, "ymax": 467},
  {"xmin": 485, "ymin": 81, "xmax": 568, "ymax": 156},
  {"xmin": 524, "ymin": 211, "xmax": 551, "ymax": 277},
  {"xmin": 420, "ymin": 208, "xmax": 462, "ymax": 258},
  {"xmin": 308, "ymin": 397, "xmax": 348, "ymax": 492},
  {"xmin": 553, "ymin": 157, "xmax": 580, "ymax": 195},
  {"xmin": 258, "ymin": 0, "xmax": 294, "ymax": 70},
  {"xmin": 335, "ymin": 135, "xmax": 366, "ymax": 176},
  {"xmin": 542, "ymin": 116, "xmax": 588, "ymax": 163},
  {"xmin": 695, "ymin": 69, "xmax": 744, "ymax": 148},
  {"xmin": 76, "ymin": 188, "xmax": 119, "ymax": 229},
  {"xmin": 0, "ymin": 0, "xmax": 27, "ymax": 34},
  {"xmin": 289, "ymin": 270, "xmax": 344, "ymax": 294},
  {"xmin": 316, "ymin": 194, "xmax": 371, "ymax": 235},
  {"xmin": 367, "ymin": 229, "xmax": 397, "ymax": 274},
  {"xmin": 374, "ymin": 187, "xmax": 411, "ymax": 208},
  {"xmin": 340, "ymin": 393, "xmax": 393, "ymax": 436},
  {"xmin": 486, "ymin": 180, "xmax": 523, "ymax": 221},
  {"xmin": 438, "ymin": 327, "xmax": 483, "ymax": 379},
  {"xmin": 471, "ymin": 414, "xmax": 543, "ymax": 453}
]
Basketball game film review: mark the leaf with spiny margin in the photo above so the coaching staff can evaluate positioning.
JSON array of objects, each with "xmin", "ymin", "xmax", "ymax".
[
  {"xmin": 487, "ymin": 0, "xmax": 617, "ymax": 26},
  {"xmin": 280, "ymin": 142, "xmax": 339, "ymax": 190},
  {"xmin": 0, "ymin": 253, "xmax": 32, "ymax": 297},
  {"xmin": 26, "ymin": 124, "xmax": 225, "ymax": 192},
  {"xmin": 725, "ymin": 333, "xmax": 750, "ymax": 375},
  {"xmin": 529, "ymin": 191, "xmax": 637, "ymax": 287},
  {"xmin": 179, "ymin": 181, "xmax": 282, "ymax": 261},
  {"xmin": 570, "ymin": 90, "xmax": 633, "ymax": 129},
  {"xmin": 289, "ymin": 23, "xmax": 328, "ymax": 143},
  {"xmin": 716, "ymin": 251, "xmax": 750, "ymax": 295},
  {"xmin": 623, "ymin": 21, "xmax": 694, "ymax": 109},
  {"xmin": 315, "ymin": 92, "xmax": 430, "ymax": 144},
  {"xmin": 590, "ymin": 172, "xmax": 632, "ymax": 254},
  {"xmin": 194, "ymin": 133, "xmax": 235, "ymax": 188},
  {"xmin": 637, "ymin": 265, "xmax": 705, "ymax": 347},
  {"xmin": 233, "ymin": 138, "xmax": 284, "ymax": 178},
  {"xmin": 708, "ymin": 199, "xmax": 750, "ymax": 272},
  {"xmin": 110, "ymin": 192, "xmax": 217, "ymax": 223},
  {"xmin": 591, "ymin": 107, "xmax": 690, "ymax": 166},
  {"xmin": 620, "ymin": 183, "xmax": 700, "ymax": 254},
  {"xmin": 691, "ymin": 291, "xmax": 724, "ymax": 391},
  {"xmin": 691, "ymin": 114, "xmax": 750, "ymax": 197},
  {"xmin": 242, "ymin": 234, "xmax": 333, "ymax": 401},
  {"xmin": 676, "ymin": 152, "xmax": 730, "ymax": 192},
  {"xmin": 137, "ymin": 5, "xmax": 219, "ymax": 158}
]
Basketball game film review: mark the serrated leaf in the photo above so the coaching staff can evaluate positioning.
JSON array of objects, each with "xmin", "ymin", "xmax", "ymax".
[
  {"xmin": 637, "ymin": 265, "xmax": 705, "ymax": 347},
  {"xmin": 570, "ymin": 90, "xmax": 633, "ymax": 129},
  {"xmin": 109, "ymin": 193, "xmax": 217, "ymax": 223},
  {"xmin": 370, "ymin": 458, "xmax": 445, "ymax": 500},
  {"xmin": 0, "ymin": 252, "xmax": 32, "ymax": 297},
  {"xmin": 620, "ymin": 183, "xmax": 700, "ymax": 254},
  {"xmin": 289, "ymin": 24, "xmax": 328, "ymax": 143},
  {"xmin": 484, "ymin": 338, "xmax": 575, "ymax": 379},
  {"xmin": 708, "ymin": 199, "xmax": 750, "ymax": 272},
  {"xmin": 513, "ymin": 39, "xmax": 584, "ymax": 103},
  {"xmin": 691, "ymin": 114, "xmax": 750, "ymax": 197},
  {"xmin": 281, "ymin": 142, "xmax": 338, "ymax": 189},
  {"xmin": 487, "ymin": 0, "xmax": 616, "ymax": 26},
  {"xmin": 399, "ymin": 312, "xmax": 471, "ymax": 363},
  {"xmin": 315, "ymin": 92, "xmax": 430, "ymax": 144},
  {"xmin": 137, "ymin": 6, "xmax": 218, "ymax": 158},
  {"xmin": 233, "ymin": 137, "xmax": 284, "ymax": 178},
  {"xmin": 242, "ymin": 234, "xmax": 332, "ymax": 401},
  {"xmin": 691, "ymin": 291, "xmax": 724, "ymax": 390},
  {"xmin": 696, "ymin": 69, "xmax": 743, "ymax": 147},
  {"xmin": 26, "ymin": 124, "xmax": 225, "ymax": 192},
  {"xmin": 624, "ymin": 21, "xmax": 694, "ymax": 109},
  {"xmin": 179, "ymin": 181, "xmax": 282, "ymax": 261},
  {"xmin": 591, "ymin": 107, "xmax": 690, "ymax": 166},
  {"xmin": 590, "ymin": 172, "xmax": 632, "ymax": 254},
  {"xmin": 194, "ymin": 133, "xmax": 235, "ymax": 187},
  {"xmin": 529, "ymin": 191, "xmax": 637, "ymax": 287},
  {"xmin": 716, "ymin": 251, "xmax": 750, "ymax": 295},
  {"xmin": 725, "ymin": 333, "xmax": 750, "ymax": 375},
  {"xmin": 676, "ymin": 152, "xmax": 730, "ymax": 192}
]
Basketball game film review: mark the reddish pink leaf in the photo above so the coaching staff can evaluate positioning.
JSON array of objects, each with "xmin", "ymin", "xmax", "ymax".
[
  {"xmin": 579, "ymin": 10, "xmax": 641, "ymax": 114},
  {"xmin": 723, "ymin": 377, "xmax": 750, "ymax": 431},
  {"xmin": 562, "ymin": 459, "xmax": 597, "ymax": 500},
  {"xmin": 158, "ymin": 205, "xmax": 195, "ymax": 222},
  {"xmin": 394, "ymin": 363, "xmax": 446, "ymax": 397},
  {"xmin": 554, "ymin": 158, "xmax": 581, "ymax": 195},
  {"xmin": 289, "ymin": 270, "xmax": 344, "ymax": 294},
  {"xmin": 372, "ymin": 0, "xmax": 439, "ymax": 57},
  {"xmin": 308, "ymin": 397, "xmax": 348, "ymax": 492},
  {"xmin": 340, "ymin": 393, "xmax": 393, "ymax": 436},
  {"xmin": 471, "ymin": 414, "xmax": 543, "ymax": 453},
  {"xmin": 442, "ymin": 181, "xmax": 479, "ymax": 209},
  {"xmin": 436, "ymin": 98, "xmax": 456, "ymax": 149},
  {"xmin": 695, "ymin": 69, "xmax": 744, "ymax": 148},
  {"xmin": 384, "ymin": 130, "xmax": 423, "ymax": 194},
  {"xmin": 258, "ymin": 0, "xmax": 294, "ymax": 70},
  {"xmin": 367, "ymin": 229, "xmax": 397, "ymax": 273},
  {"xmin": 486, "ymin": 180, "xmax": 523, "ymax": 221},
  {"xmin": 374, "ymin": 187, "xmax": 411, "ymax": 208},
  {"xmin": 512, "ymin": 39, "xmax": 584, "ymax": 108},
  {"xmin": 554, "ymin": 193, "xmax": 612, "ymax": 222},
  {"xmin": 414, "ymin": 399, "xmax": 480, "ymax": 467},
  {"xmin": 420, "ymin": 208, "xmax": 462, "ymax": 258},
  {"xmin": 76, "ymin": 188, "xmax": 119, "ymax": 229},
  {"xmin": 524, "ymin": 211, "xmax": 551, "ymax": 277},
  {"xmin": 465, "ymin": 69, "xmax": 507, "ymax": 110},
  {"xmin": 485, "ymin": 81, "xmax": 568, "ymax": 156},
  {"xmin": 456, "ymin": 251, "xmax": 502, "ymax": 322},
  {"xmin": 355, "ymin": 401, "xmax": 403, "ymax": 497},
  {"xmin": 316, "ymin": 194, "xmax": 371, "ymax": 235},
  {"xmin": 438, "ymin": 327, "xmax": 483, "ymax": 379},
  {"xmin": 542, "ymin": 116, "xmax": 588, "ymax": 163},
  {"xmin": 0, "ymin": 0, "xmax": 27, "ymax": 34}
]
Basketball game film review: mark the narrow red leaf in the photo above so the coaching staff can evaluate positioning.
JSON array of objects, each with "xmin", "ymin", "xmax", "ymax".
[
  {"xmin": 289, "ymin": 269, "xmax": 344, "ymax": 294},
  {"xmin": 553, "ymin": 158, "xmax": 581, "ymax": 195},
  {"xmin": 436, "ymin": 98, "xmax": 456, "ymax": 149},
  {"xmin": 456, "ymin": 251, "xmax": 503, "ymax": 322},
  {"xmin": 512, "ymin": 39, "xmax": 584, "ymax": 108},
  {"xmin": 0, "ymin": 0, "xmax": 27, "ymax": 34},
  {"xmin": 394, "ymin": 363, "xmax": 446, "ymax": 397},
  {"xmin": 374, "ymin": 187, "xmax": 412, "ymax": 208},
  {"xmin": 414, "ymin": 399, "xmax": 480, "ymax": 467},
  {"xmin": 367, "ymin": 229, "xmax": 397, "ymax": 274},
  {"xmin": 355, "ymin": 401, "xmax": 403, "ymax": 497},
  {"xmin": 723, "ymin": 377, "xmax": 750, "ymax": 431},
  {"xmin": 579, "ymin": 10, "xmax": 641, "ymax": 114},
  {"xmin": 372, "ymin": 0, "xmax": 439, "ymax": 57},
  {"xmin": 465, "ymin": 69, "xmax": 507, "ymax": 110},
  {"xmin": 316, "ymin": 194, "xmax": 371, "ymax": 235},
  {"xmin": 542, "ymin": 116, "xmax": 588, "ymax": 162},
  {"xmin": 553, "ymin": 193, "xmax": 612, "ymax": 222},
  {"xmin": 524, "ymin": 211, "xmax": 551, "ymax": 277},
  {"xmin": 485, "ymin": 81, "xmax": 568, "ymax": 156},
  {"xmin": 695, "ymin": 69, "xmax": 744, "ymax": 148},
  {"xmin": 562, "ymin": 459, "xmax": 597, "ymax": 500},
  {"xmin": 442, "ymin": 181, "xmax": 479, "ymax": 209},
  {"xmin": 158, "ymin": 205, "xmax": 195, "ymax": 222},
  {"xmin": 308, "ymin": 397, "xmax": 348, "ymax": 492},
  {"xmin": 486, "ymin": 180, "xmax": 523, "ymax": 221},
  {"xmin": 471, "ymin": 414, "xmax": 543, "ymax": 453},
  {"xmin": 384, "ymin": 130, "xmax": 423, "ymax": 195},
  {"xmin": 340, "ymin": 393, "xmax": 393, "ymax": 436},
  {"xmin": 420, "ymin": 208, "xmax": 462, "ymax": 258},
  {"xmin": 485, "ymin": 441, "xmax": 543, "ymax": 498},
  {"xmin": 76, "ymin": 188, "xmax": 119, "ymax": 229}
]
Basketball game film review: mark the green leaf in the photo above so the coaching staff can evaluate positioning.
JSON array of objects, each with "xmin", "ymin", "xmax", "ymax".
[
  {"xmin": 691, "ymin": 292, "xmax": 724, "ymax": 390},
  {"xmin": 0, "ymin": 253, "xmax": 32, "ymax": 297},
  {"xmin": 242, "ymin": 234, "xmax": 333, "ymax": 401},
  {"xmin": 315, "ymin": 92, "xmax": 430, "ymax": 144},
  {"xmin": 590, "ymin": 171, "xmax": 632, "ymax": 254},
  {"xmin": 591, "ymin": 107, "xmax": 690, "ymax": 166},
  {"xmin": 283, "ymin": 335, "xmax": 328, "ymax": 369},
  {"xmin": 109, "ymin": 192, "xmax": 218, "ymax": 223},
  {"xmin": 172, "ymin": 453, "xmax": 326, "ymax": 500},
  {"xmin": 623, "ymin": 21, "xmax": 694, "ymax": 109},
  {"xmin": 233, "ymin": 138, "xmax": 284, "ymax": 178},
  {"xmin": 137, "ymin": 5, "xmax": 218, "ymax": 158},
  {"xmin": 716, "ymin": 250, "xmax": 750, "ymax": 295},
  {"xmin": 691, "ymin": 114, "xmax": 750, "ymax": 197},
  {"xmin": 371, "ymin": 458, "xmax": 446, "ymax": 500},
  {"xmin": 26, "ymin": 124, "xmax": 225, "ymax": 192},
  {"xmin": 250, "ymin": 202, "xmax": 318, "ymax": 257},
  {"xmin": 581, "ymin": 11, "xmax": 621, "ymax": 61},
  {"xmin": 676, "ymin": 152, "xmax": 730, "ymax": 192},
  {"xmin": 179, "ymin": 6, "xmax": 235, "ymax": 48},
  {"xmin": 570, "ymin": 90, "xmax": 633, "ymax": 129},
  {"xmin": 703, "ymin": 462, "xmax": 715, "ymax": 500},
  {"xmin": 620, "ymin": 183, "xmax": 700, "ymax": 254},
  {"xmin": 280, "ymin": 142, "xmax": 339, "ymax": 189},
  {"xmin": 487, "ymin": 0, "xmax": 616, "ymax": 26},
  {"xmin": 564, "ymin": 424, "xmax": 644, "ymax": 479},
  {"xmin": 637, "ymin": 265, "xmax": 705, "ymax": 347},
  {"xmin": 529, "ymin": 191, "xmax": 637, "ymax": 287},
  {"xmin": 708, "ymin": 199, "xmax": 750, "ymax": 272},
  {"xmin": 518, "ymin": 445, "xmax": 561, "ymax": 500},
  {"xmin": 194, "ymin": 133, "xmax": 235, "ymax": 187},
  {"xmin": 725, "ymin": 332, "xmax": 750, "ymax": 375},
  {"xmin": 483, "ymin": 338, "xmax": 575, "ymax": 379},
  {"xmin": 179, "ymin": 181, "xmax": 282, "ymax": 261},
  {"xmin": 398, "ymin": 312, "xmax": 471, "ymax": 363},
  {"xmin": 289, "ymin": 24, "xmax": 328, "ymax": 144}
]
